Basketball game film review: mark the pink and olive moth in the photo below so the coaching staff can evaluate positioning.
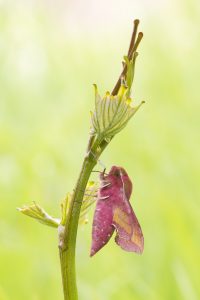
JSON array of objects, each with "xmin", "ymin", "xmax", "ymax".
[{"xmin": 90, "ymin": 166, "xmax": 144, "ymax": 256}]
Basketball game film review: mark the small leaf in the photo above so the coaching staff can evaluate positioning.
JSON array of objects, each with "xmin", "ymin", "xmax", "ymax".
[
  {"xmin": 90, "ymin": 84, "xmax": 144, "ymax": 141},
  {"xmin": 60, "ymin": 193, "xmax": 72, "ymax": 226},
  {"xmin": 124, "ymin": 53, "xmax": 138, "ymax": 97},
  {"xmin": 18, "ymin": 202, "xmax": 60, "ymax": 228},
  {"xmin": 19, "ymin": 181, "xmax": 98, "ymax": 230},
  {"xmin": 60, "ymin": 181, "xmax": 98, "ymax": 226}
]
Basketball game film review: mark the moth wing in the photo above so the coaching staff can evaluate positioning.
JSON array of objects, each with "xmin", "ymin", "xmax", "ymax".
[
  {"xmin": 112, "ymin": 201, "xmax": 144, "ymax": 254},
  {"xmin": 90, "ymin": 203, "xmax": 114, "ymax": 257}
]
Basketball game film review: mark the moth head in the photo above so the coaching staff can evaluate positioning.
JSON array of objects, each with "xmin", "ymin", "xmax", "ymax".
[
  {"xmin": 108, "ymin": 166, "xmax": 132, "ymax": 199},
  {"xmin": 109, "ymin": 166, "xmax": 128, "ymax": 179}
]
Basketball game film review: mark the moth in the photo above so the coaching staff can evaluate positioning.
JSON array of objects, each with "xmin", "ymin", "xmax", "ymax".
[{"xmin": 90, "ymin": 166, "xmax": 144, "ymax": 256}]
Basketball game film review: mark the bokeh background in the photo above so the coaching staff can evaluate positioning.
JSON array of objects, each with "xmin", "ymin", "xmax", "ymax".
[{"xmin": 0, "ymin": 0, "xmax": 200, "ymax": 299}]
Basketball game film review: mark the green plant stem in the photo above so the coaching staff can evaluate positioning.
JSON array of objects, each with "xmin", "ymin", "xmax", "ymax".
[
  {"xmin": 58, "ymin": 19, "xmax": 142, "ymax": 300},
  {"xmin": 59, "ymin": 138, "xmax": 109, "ymax": 300},
  {"xmin": 58, "ymin": 148, "xmax": 99, "ymax": 300}
]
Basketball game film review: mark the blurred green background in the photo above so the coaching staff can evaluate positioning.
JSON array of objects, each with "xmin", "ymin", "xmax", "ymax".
[{"xmin": 0, "ymin": 0, "xmax": 200, "ymax": 299}]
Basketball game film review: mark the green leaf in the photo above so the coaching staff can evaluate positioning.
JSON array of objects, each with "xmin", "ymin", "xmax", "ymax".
[
  {"xmin": 90, "ymin": 84, "xmax": 144, "ymax": 141},
  {"xmin": 18, "ymin": 202, "xmax": 60, "ymax": 228}
]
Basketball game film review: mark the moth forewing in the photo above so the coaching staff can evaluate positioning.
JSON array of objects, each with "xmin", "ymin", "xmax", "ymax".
[{"xmin": 91, "ymin": 166, "xmax": 144, "ymax": 256}]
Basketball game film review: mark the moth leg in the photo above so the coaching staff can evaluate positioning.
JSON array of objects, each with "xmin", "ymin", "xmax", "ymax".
[
  {"xmin": 99, "ymin": 195, "xmax": 110, "ymax": 200},
  {"xmin": 92, "ymin": 170, "xmax": 108, "ymax": 176},
  {"xmin": 100, "ymin": 182, "xmax": 111, "ymax": 189}
]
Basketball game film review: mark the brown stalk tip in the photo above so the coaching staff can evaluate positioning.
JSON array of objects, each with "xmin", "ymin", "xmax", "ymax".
[
  {"xmin": 134, "ymin": 19, "xmax": 140, "ymax": 25},
  {"xmin": 138, "ymin": 32, "xmax": 143, "ymax": 39},
  {"xmin": 134, "ymin": 32, "xmax": 143, "ymax": 49}
]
